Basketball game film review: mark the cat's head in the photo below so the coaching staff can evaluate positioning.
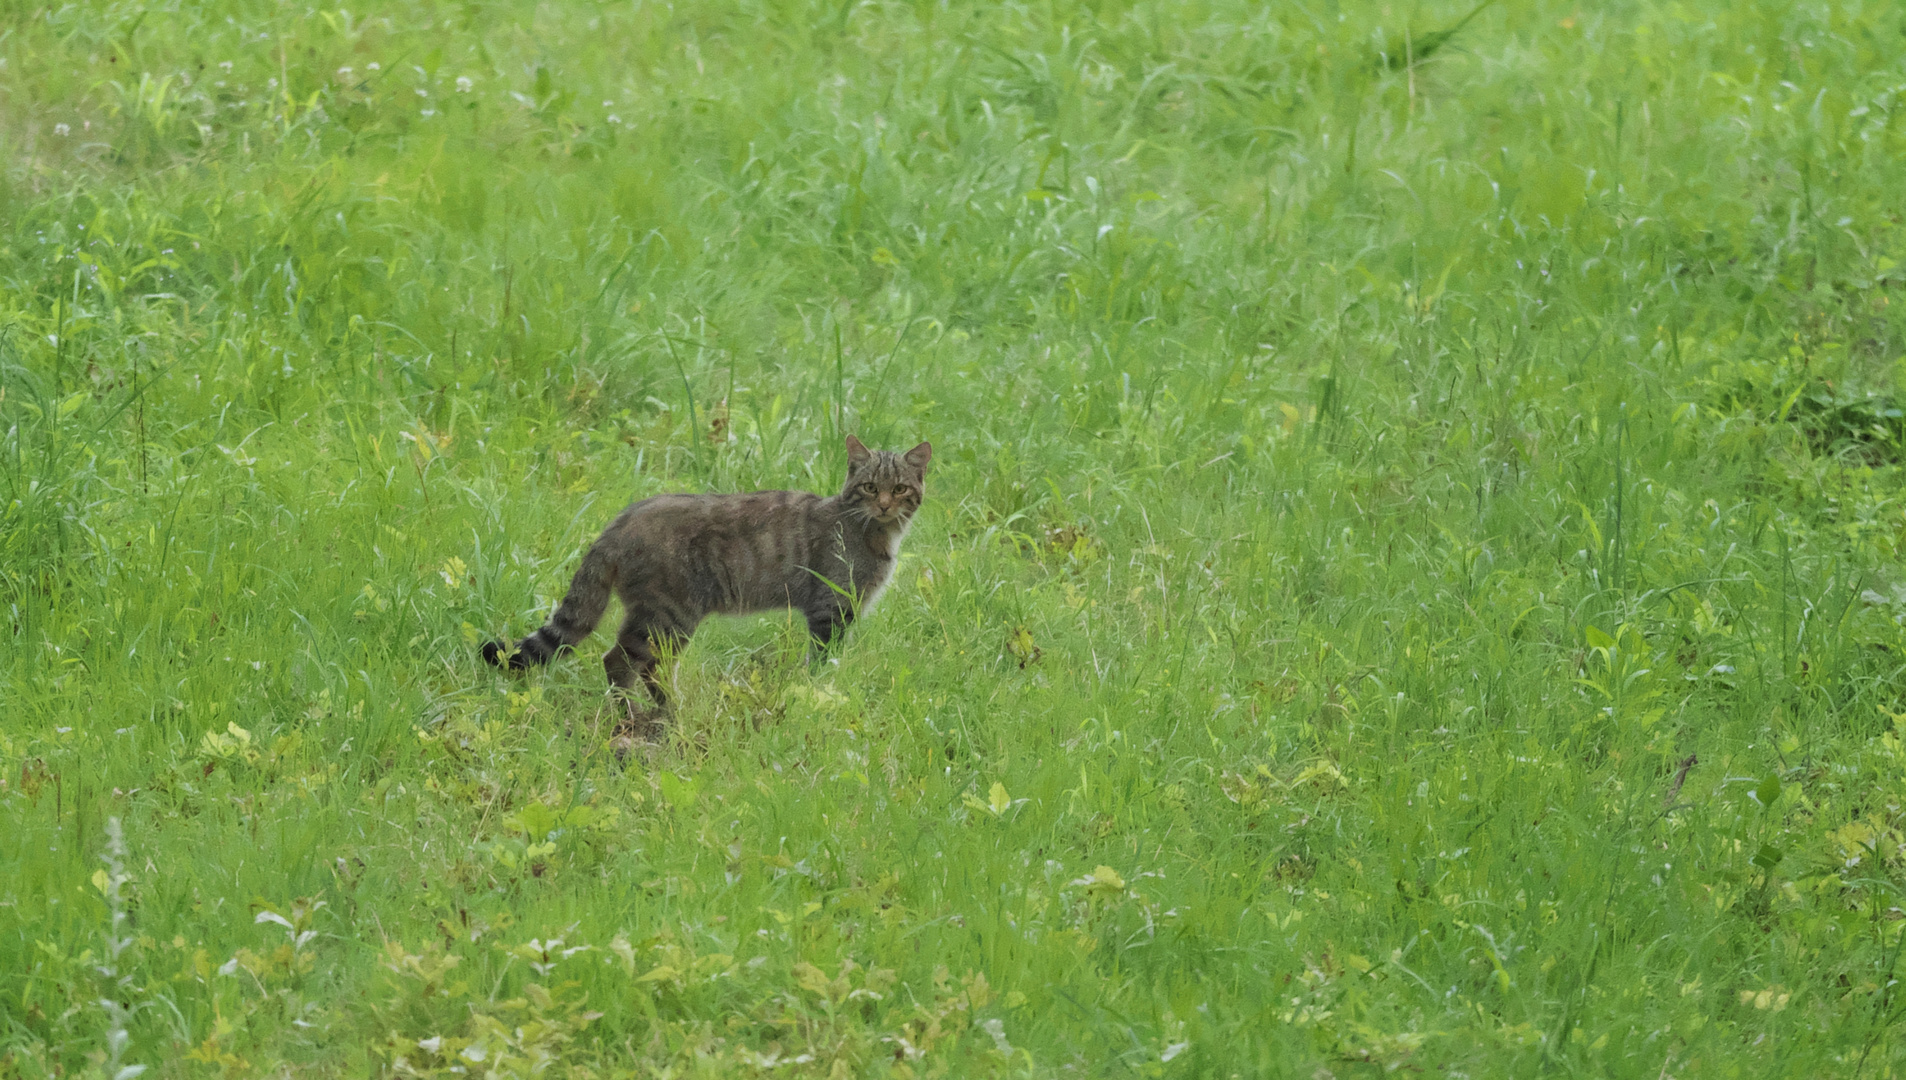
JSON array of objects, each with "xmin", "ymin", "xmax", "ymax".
[{"xmin": 843, "ymin": 435, "xmax": 930, "ymax": 526}]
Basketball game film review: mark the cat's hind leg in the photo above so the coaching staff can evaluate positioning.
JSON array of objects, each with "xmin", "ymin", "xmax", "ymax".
[{"xmin": 604, "ymin": 609, "xmax": 691, "ymax": 732}]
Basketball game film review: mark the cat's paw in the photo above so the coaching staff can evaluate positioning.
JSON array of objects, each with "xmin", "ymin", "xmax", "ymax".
[
  {"xmin": 613, "ymin": 699, "xmax": 665, "ymax": 737},
  {"xmin": 609, "ymin": 731, "xmax": 637, "ymax": 764},
  {"xmin": 610, "ymin": 706, "xmax": 667, "ymax": 765}
]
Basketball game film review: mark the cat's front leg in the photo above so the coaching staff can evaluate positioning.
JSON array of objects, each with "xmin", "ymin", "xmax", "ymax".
[{"xmin": 805, "ymin": 606, "xmax": 853, "ymax": 656}]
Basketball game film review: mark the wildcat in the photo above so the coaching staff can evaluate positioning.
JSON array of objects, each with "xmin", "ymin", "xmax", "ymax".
[{"xmin": 483, "ymin": 436, "xmax": 929, "ymax": 723}]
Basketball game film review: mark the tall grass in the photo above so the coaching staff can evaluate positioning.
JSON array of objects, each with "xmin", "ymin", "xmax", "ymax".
[{"xmin": 3, "ymin": 0, "xmax": 1905, "ymax": 1075}]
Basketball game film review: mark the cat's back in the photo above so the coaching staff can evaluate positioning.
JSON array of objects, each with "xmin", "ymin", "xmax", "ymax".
[
  {"xmin": 605, "ymin": 489, "xmax": 835, "ymax": 611},
  {"xmin": 609, "ymin": 488, "xmax": 830, "ymax": 549}
]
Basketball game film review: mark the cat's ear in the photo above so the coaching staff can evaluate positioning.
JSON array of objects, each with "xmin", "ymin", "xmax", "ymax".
[
  {"xmin": 845, "ymin": 435, "xmax": 872, "ymax": 468},
  {"xmin": 903, "ymin": 441, "xmax": 932, "ymax": 471}
]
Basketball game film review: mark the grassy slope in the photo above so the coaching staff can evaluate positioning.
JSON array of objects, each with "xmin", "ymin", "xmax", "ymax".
[{"xmin": 3, "ymin": 0, "xmax": 1906, "ymax": 1075}]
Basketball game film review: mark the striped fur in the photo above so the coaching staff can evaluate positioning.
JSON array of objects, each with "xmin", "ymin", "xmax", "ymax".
[{"xmin": 483, "ymin": 436, "xmax": 929, "ymax": 714}]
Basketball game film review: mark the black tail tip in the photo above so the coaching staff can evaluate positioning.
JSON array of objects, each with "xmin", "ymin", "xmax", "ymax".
[{"xmin": 481, "ymin": 640, "xmax": 513, "ymax": 669}]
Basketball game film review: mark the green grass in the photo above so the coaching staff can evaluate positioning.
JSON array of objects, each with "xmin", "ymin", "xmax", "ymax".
[{"xmin": 4, "ymin": 0, "xmax": 1906, "ymax": 1075}]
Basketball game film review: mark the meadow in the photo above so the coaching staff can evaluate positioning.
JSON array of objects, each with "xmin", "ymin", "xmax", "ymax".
[{"xmin": 4, "ymin": 0, "xmax": 1906, "ymax": 1075}]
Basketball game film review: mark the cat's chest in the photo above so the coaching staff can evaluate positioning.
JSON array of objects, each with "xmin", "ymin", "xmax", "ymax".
[{"xmin": 849, "ymin": 524, "xmax": 907, "ymax": 607}]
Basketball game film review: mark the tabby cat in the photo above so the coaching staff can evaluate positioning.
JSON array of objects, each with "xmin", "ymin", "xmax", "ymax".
[{"xmin": 483, "ymin": 436, "xmax": 930, "ymax": 720}]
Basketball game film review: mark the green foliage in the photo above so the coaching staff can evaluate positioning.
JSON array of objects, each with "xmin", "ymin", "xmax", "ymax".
[{"xmin": 3, "ymin": 0, "xmax": 1906, "ymax": 1075}]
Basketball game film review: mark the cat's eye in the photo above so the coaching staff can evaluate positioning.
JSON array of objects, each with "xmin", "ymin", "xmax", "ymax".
[
  {"xmin": 892, "ymin": 486, "xmax": 910, "ymax": 496},
  {"xmin": 860, "ymin": 482, "xmax": 878, "ymax": 494}
]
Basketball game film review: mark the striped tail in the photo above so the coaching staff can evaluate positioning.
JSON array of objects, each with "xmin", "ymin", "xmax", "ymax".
[{"xmin": 482, "ymin": 541, "xmax": 616, "ymax": 671}]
